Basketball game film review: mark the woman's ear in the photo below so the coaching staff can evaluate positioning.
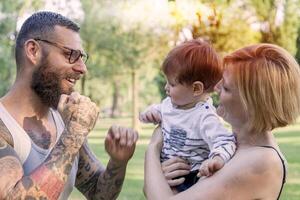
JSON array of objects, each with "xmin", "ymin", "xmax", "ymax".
[
  {"xmin": 24, "ymin": 39, "xmax": 41, "ymax": 65},
  {"xmin": 193, "ymin": 81, "xmax": 204, "ymax": 97}
]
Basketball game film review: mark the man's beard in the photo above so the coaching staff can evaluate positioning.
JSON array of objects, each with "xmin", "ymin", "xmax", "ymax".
[{"xmin": 31, "ymin": 59, "xmax": 74, "ymax": 109}]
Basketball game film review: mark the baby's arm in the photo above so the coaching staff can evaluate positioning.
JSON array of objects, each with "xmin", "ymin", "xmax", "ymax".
[
  {"xmin": 198, "ymin": 114, "xmax": 236, "ymax": 177},
  {"xmin": 139, "ymin": 104, "xmax": 162, "ymax": 124}
]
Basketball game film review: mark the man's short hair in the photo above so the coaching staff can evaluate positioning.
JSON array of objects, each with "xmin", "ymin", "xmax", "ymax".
[
  {"xmin": 162, "ymin": 39, "xmax": 222, "ymax": 92},
  {"xmin": 15, "ymin": 11, "xmax": 80, "ymax": 68},
  {"xmin": 224, "ymin": 43, "xmax": 300, "ymax": 133}
]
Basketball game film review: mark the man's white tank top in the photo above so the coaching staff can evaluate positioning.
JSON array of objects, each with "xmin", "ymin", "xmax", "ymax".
[{"xmin": 0, "ymin": 102, "xmax": 79, "ymax": 200}]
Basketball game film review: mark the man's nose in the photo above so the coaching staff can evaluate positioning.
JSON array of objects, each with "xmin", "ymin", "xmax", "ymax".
[{"xmin": 72, "ymin": 60, "xmax": 87, "ymax": 75}]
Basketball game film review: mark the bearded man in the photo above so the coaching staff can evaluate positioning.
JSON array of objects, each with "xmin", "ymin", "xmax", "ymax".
[{"xmin": 0, "ymin": 11, "xmax": 138, "ymax": 200}]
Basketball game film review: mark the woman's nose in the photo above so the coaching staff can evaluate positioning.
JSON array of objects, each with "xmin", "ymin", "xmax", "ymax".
[
  {"xmin": 214, "ymin": 80, "xmax": 221, "ymax": 93},
  {"xmin": 164, "ymin": 83, "xmax": 169, "ymax": 91}
]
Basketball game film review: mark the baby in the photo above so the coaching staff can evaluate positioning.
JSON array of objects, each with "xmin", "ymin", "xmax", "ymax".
[{"xmin": 140, "ymin": 39, "xmax": 236, "ymax": 192}]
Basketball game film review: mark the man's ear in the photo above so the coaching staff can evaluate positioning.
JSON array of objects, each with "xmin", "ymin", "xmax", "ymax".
[
  {"xmin": 24, "ymin": 39, "xmax": 41, "ymax": 65},
  {"xmin": 193, "ymin": 81, "xmax": 204, "ymax": 97}
]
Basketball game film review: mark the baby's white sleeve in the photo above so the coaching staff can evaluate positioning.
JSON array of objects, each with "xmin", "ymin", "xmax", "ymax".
[{"xmin": 200, "ymin": 113, "xmax": 236, "ymax": 162}]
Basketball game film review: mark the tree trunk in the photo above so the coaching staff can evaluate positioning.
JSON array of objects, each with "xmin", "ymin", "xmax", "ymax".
[
  {"xmin": 111, "ymin": 79, "xmax": 120, "ymax": 118},
  {"xmin": 132, "ymin": 70, "xmax": 140, "ymax": 131}
]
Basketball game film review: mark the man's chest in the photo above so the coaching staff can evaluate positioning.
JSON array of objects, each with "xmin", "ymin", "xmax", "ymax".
[{"xmin": 23, "ymin": 116, "xmax": 57, "ymax": 149}]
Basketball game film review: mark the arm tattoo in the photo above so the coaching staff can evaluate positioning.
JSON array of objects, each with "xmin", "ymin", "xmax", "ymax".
[
  {"xmin": 44, "ymin": 127, "xmax": 85, "ymax": 178},
  {"xmin": 0, "ymin": 123, "xmax": 83, "ymax": 200},
  {"xmin": 31, "ymin": 165, "xmax": 65, "ymax": 199},
  {"xmin": 0, "ymin": 140, "xmax": 50, "ymax": 200},
  {"xmin": 92, "ymin": 161, "xmax": 126, "ymax": 200},
  {"xmin": 76, "ymin": 142, "xmax": 104, "ymax": 196},
  {"xmin": 75, "ymin": 143, "xmax": 127, "ymax": 200}
]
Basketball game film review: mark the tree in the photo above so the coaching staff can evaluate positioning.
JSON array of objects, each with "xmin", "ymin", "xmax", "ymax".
[
  {"xmin": 80, "ymin": 0, "xmax": 169, "ymax": 129},
  {"xmin": 0, "ymin": 0, "xmax": 43, "ymax": 96},
  {"xmin": 249, "ymin": 0, "xmax": 300, "ymax": 54}
]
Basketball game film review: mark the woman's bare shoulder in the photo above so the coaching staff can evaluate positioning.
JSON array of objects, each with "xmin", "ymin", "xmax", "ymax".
[
  {"xmin": 193, "ymin": 147, "xmax": 283, "ymax": 199},
  {"xmin": 233, "ymin": 146, "xmax": 283, "ymax": 171},
  {"xmin": 220, "ymin": 146, "xmax": 283, "ymax": 198}
]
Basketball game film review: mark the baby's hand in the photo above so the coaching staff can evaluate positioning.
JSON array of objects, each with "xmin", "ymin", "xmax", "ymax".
[
  {"xmin": 197, "ymin": 155, "xmax": 225, "ymax": 177},
  {"xmin": 139, "ymin": 108, "xmax": 161, "ymax": 124}
]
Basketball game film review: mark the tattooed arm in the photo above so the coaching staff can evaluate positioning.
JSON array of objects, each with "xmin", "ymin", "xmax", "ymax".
[
  {"xmin": 0, "ymin": 125, "xmax": 88, "ymax": 199},
  {"xmin": 0, "ymin": 119, "xmax": 48, "ymax": 199},
  {"xmin": 76, "ymin": 125, "xmax": 138, "ymax": 200},
  {"xmin": 0, "ymin": 92, "xmax": 99, "ymax": 200},
  {"xmin": 0, "ymin": 135, "xmax": 47, "ymax": 199}
]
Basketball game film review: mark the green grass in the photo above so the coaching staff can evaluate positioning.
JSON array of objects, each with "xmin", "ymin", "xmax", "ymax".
[{"xmin": 70, "ymin": 118, "xmax": 300, "ymax": 200}]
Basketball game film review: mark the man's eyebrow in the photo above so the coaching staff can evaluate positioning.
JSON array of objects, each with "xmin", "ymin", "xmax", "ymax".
[{"xmin": 62, "ymin": 45, "xmax": 83, "ymax": 52}]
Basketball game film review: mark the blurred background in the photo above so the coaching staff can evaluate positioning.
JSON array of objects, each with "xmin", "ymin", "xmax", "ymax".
[{"xmin": 0, "ymin": 0, "xmax": 299, "ymax": 199}]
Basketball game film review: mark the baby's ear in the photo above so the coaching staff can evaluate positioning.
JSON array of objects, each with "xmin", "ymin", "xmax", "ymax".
[{"xmin": 192, "ymin": 81, "xmax": 204, "ymax": 96}]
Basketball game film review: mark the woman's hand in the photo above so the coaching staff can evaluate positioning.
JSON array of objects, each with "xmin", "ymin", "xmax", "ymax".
[
  {"xmin": 147, "ymin": 127, "xmax": 191, "ymax": 187},
  {"xmin": 161, "ymin": 157, "xmax": 191, "ymax": 187}
]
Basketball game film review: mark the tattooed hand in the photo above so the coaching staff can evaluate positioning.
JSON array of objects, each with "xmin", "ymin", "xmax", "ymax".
[
  {"xmin": 105, "ymin": 125, "xmax": 138, "ymax": 164},
  {"xmin": 58, "ymin": 92, "xmax": 99, "ymax": 138}
]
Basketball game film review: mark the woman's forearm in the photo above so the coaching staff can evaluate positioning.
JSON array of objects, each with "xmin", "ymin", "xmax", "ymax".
[{"xmin": 144, "ymin": 143, "xmax": 174, "ymax": 200}]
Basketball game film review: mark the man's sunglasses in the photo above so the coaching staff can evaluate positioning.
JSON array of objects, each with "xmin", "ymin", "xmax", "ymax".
[{"xmin": 34, "ymin": 38, "xmax": 89, "ymax": 64}]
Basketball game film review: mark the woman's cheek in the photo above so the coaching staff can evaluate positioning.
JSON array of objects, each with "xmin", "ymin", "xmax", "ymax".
[{"xmin": 216, "ymin": 105, "xmax": 226, "ymax": 118}]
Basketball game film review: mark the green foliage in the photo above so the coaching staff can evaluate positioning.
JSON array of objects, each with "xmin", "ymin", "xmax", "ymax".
[
  {"xmin": 80, "ymin": 0, "xmax": 170, "ymax": 115},
  {"xmin": 0, "ymin": 0, "xmax": 44, "ymax": 96},
  {"xmin": 0, "ymin": 1, "xmax": 21, "ymax": 96},
  {"xmin": 154, "ymin": 71, "xmax": 167, "ymax": 100},
  {"xmin": 249, "ymin": 0, "xmax": 300, "ymax": 54},
  {"xmin": 192, "ymin": 9, "xmax": 261, "ymax": 53},
  {"xmin": 250, "ymin": 0, "xmax": 276, "ymax": 21},
  {"xmin": 0, "ymin": 0, "xmax": 23, "ymax": 12},
  {"xmin": 275, "ymin": 0, "xmax": 300, "ymax": 54}
]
